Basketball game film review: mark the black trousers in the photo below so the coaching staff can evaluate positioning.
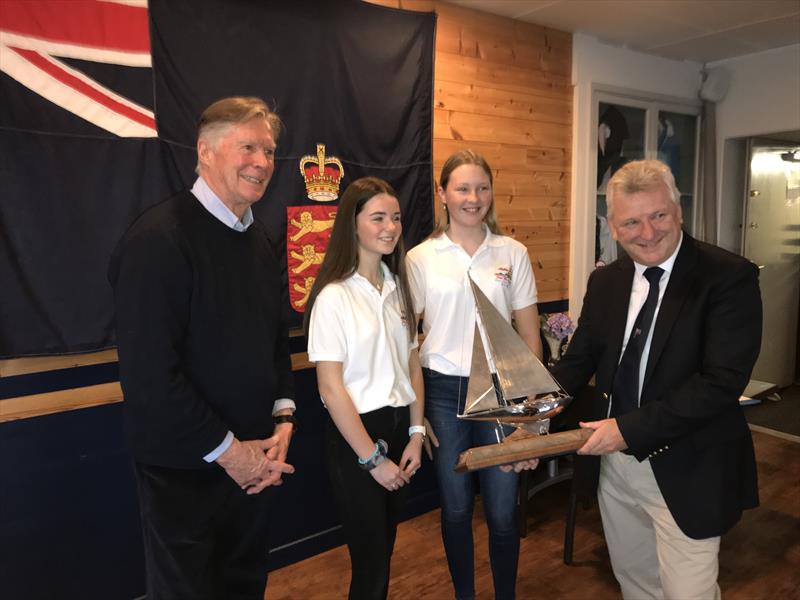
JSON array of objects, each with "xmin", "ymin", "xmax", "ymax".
[
  {"xmin": 134, "ymin": 462, "xmax": 273, "ymax": 600},
  {"xmin": 325, "ymin": 405, "xmax": 410, "ymax": 600}
]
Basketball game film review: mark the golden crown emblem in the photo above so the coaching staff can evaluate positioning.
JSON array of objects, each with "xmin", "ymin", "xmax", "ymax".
[{"xmin": 299, "ymin": 144, "xmax": 344, "ymax": 201}]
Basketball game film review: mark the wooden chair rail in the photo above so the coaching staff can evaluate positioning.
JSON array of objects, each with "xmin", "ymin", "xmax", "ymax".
[
  {"xmin": 0, "ymin": 382, "xmax": 123, "ymax": 423},
  {"xmin": 0, "ymin": 349, "xmax": 119, "ymax": 378},
  {"xmin": 0, "ymin": 351, "xmax": 314, "ymax": 423}
]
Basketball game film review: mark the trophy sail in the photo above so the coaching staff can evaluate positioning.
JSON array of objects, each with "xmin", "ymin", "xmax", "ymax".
[
  {"xmin": 463, "ymin": 322, "xmax": 499, "ymax": 415},
  {"xmin": 455, "ymin": 277, "xmax": 587, "ymax": 471},
  {"xmin": 459, "ymin": 277, "xmax": 570, "ymax": 422}
]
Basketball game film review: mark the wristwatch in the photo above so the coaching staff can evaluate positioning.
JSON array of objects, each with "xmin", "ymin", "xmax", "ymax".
[
  {"xmin": 273, "ymin": 414, "xmax": 297, "ymax": 432},
  {"xmin": 408, "ymin": 425, "xmax": 426, "ymax": 439}
]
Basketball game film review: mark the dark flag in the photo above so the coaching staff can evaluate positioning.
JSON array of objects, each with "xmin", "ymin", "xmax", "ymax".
[
  {"xmin": 149, "ymin": 0, "xmax": 435, "ymax": 326},
  {"xmin": 0, "ymin": 0, "xmax": 180, "ymax": 357},
  {"xmin": 0, "ymin": 0, "xmax": 435, "ymax": 356}
]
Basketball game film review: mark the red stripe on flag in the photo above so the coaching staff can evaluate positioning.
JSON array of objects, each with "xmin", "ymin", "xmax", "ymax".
[
  {"xmin": 12, "ymin": 46, "xmax": 156, "ymax": 131},
  {"xmin": 0, "ymin": 0, "xmax": 149, "ymax": 53}
]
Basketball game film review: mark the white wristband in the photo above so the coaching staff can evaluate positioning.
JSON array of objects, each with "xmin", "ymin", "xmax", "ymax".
[{"xmin": 408, "ymin": 425, "xmax": 426, "ymax": 438}]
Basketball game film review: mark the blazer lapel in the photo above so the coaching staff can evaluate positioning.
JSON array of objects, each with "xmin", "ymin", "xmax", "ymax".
[
  {"xmin": 607, "ymin": 257, "xmax": 635, "ymax": 372},
  {"xmin": 643, "ymin": 233, "xmax": 697, "ymax": 388}
]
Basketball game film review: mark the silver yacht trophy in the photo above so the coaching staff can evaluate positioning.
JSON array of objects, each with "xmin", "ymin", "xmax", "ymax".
[{"xmin": 454, "ymin": 279, "xmax": 591, "ymax": 473}]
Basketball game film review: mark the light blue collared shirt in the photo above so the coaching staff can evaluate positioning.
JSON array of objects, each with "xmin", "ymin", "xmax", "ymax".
[
  {"xmin": 190, "ymin": 177, "xmax": 296, "ymax": 463},
  {"xmin": 191, "ymin": 177, "xmax": 254, "ymax": 231}
]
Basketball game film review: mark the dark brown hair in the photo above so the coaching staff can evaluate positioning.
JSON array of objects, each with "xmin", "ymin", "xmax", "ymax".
[
  {"xmin": 303, "ymin": 177, "xmax": 417, "ymax": 340},
  {"xmin": 431, "ymin": 149, "xmax": 501, "ymax": 237}
]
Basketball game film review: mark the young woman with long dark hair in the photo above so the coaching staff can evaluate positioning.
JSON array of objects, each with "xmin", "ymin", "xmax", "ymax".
[{"xmin": 305, "ymin": 177, "xmax": 424, "ymax": 600}]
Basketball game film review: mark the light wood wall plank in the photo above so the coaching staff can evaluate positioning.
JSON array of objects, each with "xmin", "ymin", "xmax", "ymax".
[
  {"xmin": 436, "ymin": 19, "xmax": 570, "ymax": 75},
  {"xmin": 0, "ymin": 382, "xmax": 123, "ymax": 423},
  {"xmin": 501, "ymin": 220, "xmax": 570, "ymax": 245},
  {"xmin": 0, "ymin": 349, "xmax": 118, "ymax": 377},
  {"xmin": 435, "ymin": 80, "xmax": 571, "ymax": 125},
  {"xmin": 494, "ymin": 195, "xmax": 570, "ymax": 222},
  {"xmin": 434, "ymin": 140, "xmax": 569, "ymax": 173},
  {"xmin": 432, "ymin": 165, "xmax": 569, "ymax": 198},
  {"xmin": 400, "ymin": 1, "xmax": 571, "ymax": 52},
  {"xmin": 434, "ymin": 52, "xmax": 570, "ymax": 100},
  {"xmin": 434, "ymin": 108, "xmax": 570, "ymax": 149}
]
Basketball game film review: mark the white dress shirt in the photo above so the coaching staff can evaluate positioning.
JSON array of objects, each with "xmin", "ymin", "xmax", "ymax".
[{"xmin": 614, "ymin": 233, "xmax": 683, "ymax": 412}]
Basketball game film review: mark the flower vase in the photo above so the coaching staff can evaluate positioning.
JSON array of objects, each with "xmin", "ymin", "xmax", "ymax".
[{"xmin": 544, "ymin": 334, "xmax": 563, "ymax": 366}]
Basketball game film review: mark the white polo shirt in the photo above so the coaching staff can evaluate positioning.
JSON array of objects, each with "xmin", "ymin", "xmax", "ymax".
[
  {"xmin": 307, "ymin": 263, "xmax": 418, "ymax": 414},
  {"xmin": 406, "ymin": 229, "xmax": 538, "ymax": 377}
]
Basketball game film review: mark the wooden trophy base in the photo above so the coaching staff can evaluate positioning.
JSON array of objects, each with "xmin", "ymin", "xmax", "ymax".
[{"xmin": 454, "ymin": 428, "xmax": 592, "ymax": 473}]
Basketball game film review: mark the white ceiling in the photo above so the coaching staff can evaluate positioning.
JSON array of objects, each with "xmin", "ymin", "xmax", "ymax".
[{"xmin": 446, "ymin": 0, "xmax": 800, "ymax": 63}]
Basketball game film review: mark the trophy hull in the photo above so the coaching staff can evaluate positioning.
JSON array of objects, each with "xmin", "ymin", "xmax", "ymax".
[{"xmin": 458, "ymin": 391, "xmax": 571, "ymax": 422}]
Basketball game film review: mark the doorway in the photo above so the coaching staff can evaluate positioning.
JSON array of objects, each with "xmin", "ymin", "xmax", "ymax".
[{"xmin": 742, "ymin": 137, "xmax": 800, "ymax": 388}]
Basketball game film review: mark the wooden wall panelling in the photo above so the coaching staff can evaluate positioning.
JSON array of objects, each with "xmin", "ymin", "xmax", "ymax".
[
  {"xmin": 435, "ymin": 81, "xmax": 571, "ymax": 125},
  {"xmin": 434, "ymin": 108, "xmax": 570, "ymax": 148},
  {"xmin": 0, "ymin": 382, "xmax": 123, "ymax": 423},
  {"xmin": 435, "ymin": 18, "xmax": 572, "ymax": 75},
  {"xmin": 0, "ymin": 349, "xmax": 118, "ymax": 377},
  {"xmin": 389, "ymin": 0, "xmax": 573, "ymax": 305},
  {"xmin": 434, "ymin": 52, "xmax": 571, "ymax": 99}
]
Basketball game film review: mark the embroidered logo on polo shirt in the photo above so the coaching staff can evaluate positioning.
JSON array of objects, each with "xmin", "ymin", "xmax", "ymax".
[{"xmin": 494, "ymin": 266, "xmax": 512, "ymax": 288}]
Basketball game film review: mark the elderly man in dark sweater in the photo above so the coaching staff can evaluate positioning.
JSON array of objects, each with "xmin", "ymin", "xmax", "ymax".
[{"xmin": 109, "ymin": 96, "xmax": 296, "ymax": 600}]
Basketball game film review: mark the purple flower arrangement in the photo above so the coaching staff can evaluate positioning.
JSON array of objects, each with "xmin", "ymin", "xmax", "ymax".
[{"xmin": 541, "ymin": 312, "xmax": 575, "ymax": 340}]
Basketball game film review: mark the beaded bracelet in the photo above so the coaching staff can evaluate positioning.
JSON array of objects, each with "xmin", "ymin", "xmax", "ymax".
[{"xmin": 358, "ymin": 439, "xmax": 388, "ymax": 471}]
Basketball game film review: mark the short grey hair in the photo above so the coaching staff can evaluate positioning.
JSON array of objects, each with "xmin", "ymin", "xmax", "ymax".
[
  {"xmin": 195, "ymin": 96, "xmax": 281, "ymax": 173},
  {"xmin": 606, "ymin": 159, "xmax": 680, "ymax": 218}
]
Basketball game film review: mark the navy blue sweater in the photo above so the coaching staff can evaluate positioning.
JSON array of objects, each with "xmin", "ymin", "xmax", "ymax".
[{"xmin": 109, "ymin": 190, "xmax": 294, "ymax": 468}]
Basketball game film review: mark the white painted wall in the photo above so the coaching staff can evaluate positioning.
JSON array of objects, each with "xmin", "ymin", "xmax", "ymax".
[
  {"xmin": 569, "ymin": 34, "xmax": 702, "ymax": 316},
  {"xmin": 710, "ymin": 44, "xmax": 800, "ymax": 144},
  {"xmin": 709, "ymin": 44, "xmax": 800, "ymax": 250}
]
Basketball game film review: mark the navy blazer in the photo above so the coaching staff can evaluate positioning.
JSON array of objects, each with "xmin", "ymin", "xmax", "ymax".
[{"xmin": 551, "ymin": 233, "xmax": 762, "ymax": 539}]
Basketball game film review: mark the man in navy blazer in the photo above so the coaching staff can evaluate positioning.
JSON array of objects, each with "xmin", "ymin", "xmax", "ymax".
[{"xmin": 551, "ymin": 159, "xmax": 762, "ymax": 599}]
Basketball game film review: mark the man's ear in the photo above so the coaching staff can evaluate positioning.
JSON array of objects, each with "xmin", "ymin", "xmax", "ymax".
[
  {"xmin": 197, "ymin": 138, "xmax": 211, "ymax": 167},
  {"xmin": 608, "ymin": 216, "xmax": 619, "ymax": 241}
]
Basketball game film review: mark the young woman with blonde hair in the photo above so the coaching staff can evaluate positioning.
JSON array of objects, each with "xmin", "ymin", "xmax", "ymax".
[{"xmin": 406, "ymin": 150, "xmax": 542, "ymax": 600}]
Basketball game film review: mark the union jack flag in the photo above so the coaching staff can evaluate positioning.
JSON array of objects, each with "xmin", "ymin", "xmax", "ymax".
[
  {"xmin": 0, "ymin": 0, "xmax": 173, "ymax": 357},
  {"xmin": 1, "ymin": 0, "xmax": 155, "ymax": 136}
]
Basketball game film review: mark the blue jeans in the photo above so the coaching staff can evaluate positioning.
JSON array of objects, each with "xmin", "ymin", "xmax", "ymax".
[{"xmin": 424, "ymin": 368, "xmax": 520, "ymax": 600}]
